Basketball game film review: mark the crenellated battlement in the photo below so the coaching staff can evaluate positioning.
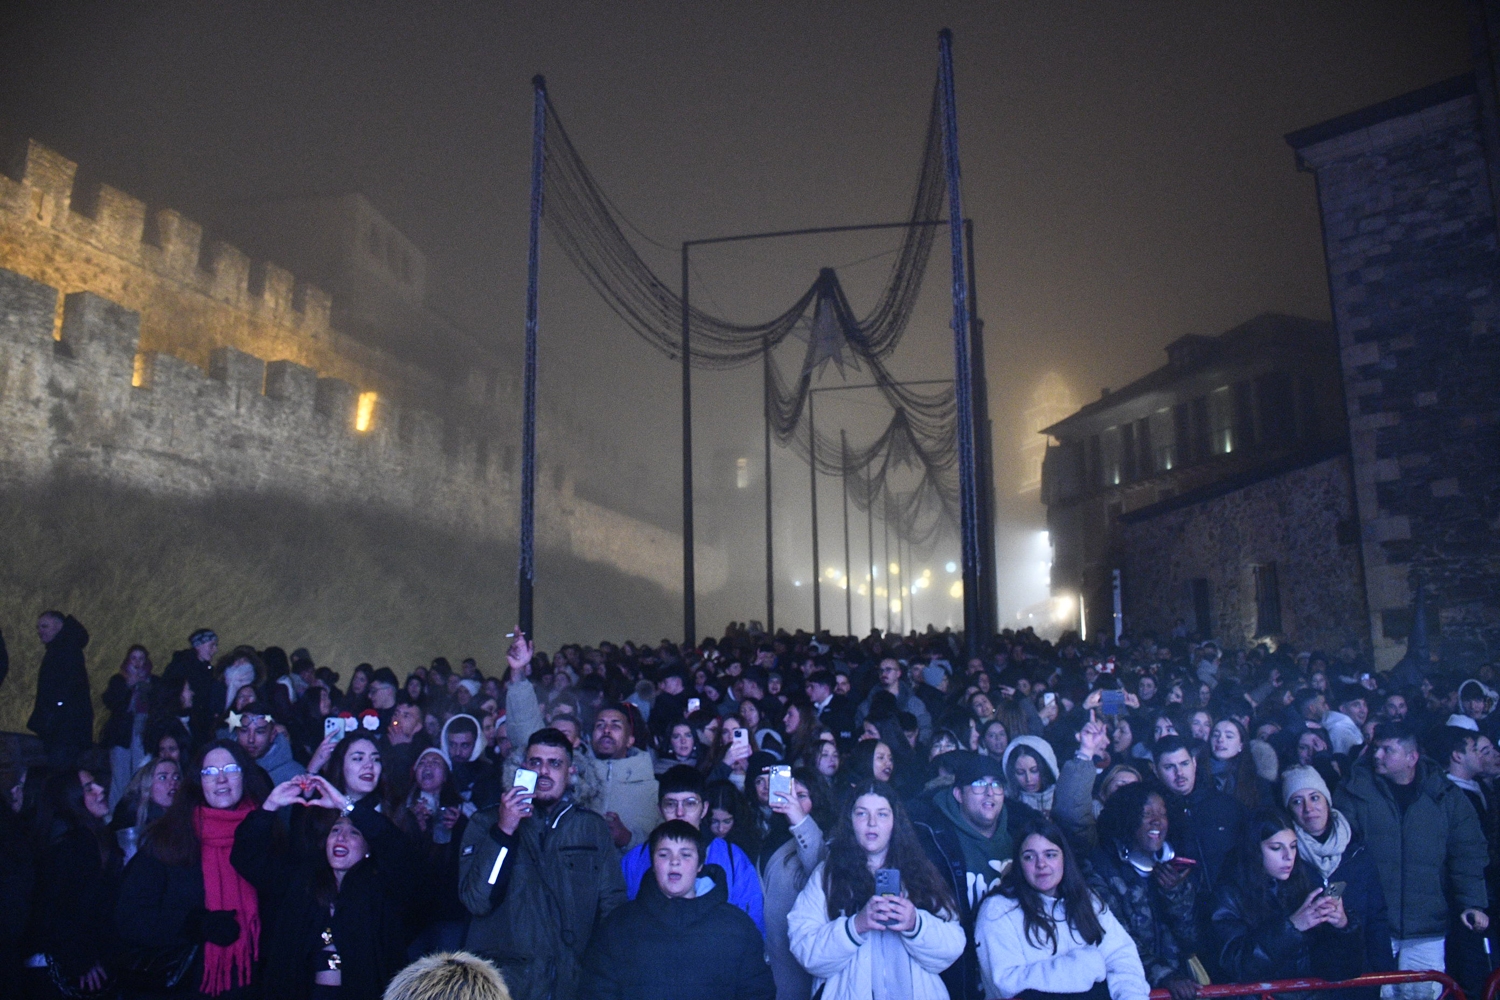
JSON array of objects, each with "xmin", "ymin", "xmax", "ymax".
[
  {"xmin": 2, "ymin": 140, "xmax": 333, "ymax": 338},
  {"xmin": 0, "ymin": 267, "xmax": 726, "ymax": 595}
]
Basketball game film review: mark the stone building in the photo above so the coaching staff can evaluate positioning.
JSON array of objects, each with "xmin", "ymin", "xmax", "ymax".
[
  {"xmin": 1287, "ymin": 70, "xmax": 1500, "ymax": 671},
  {"xmin": 1039, "ymin": 313, "xmax": 1362, "ymax": 652}
]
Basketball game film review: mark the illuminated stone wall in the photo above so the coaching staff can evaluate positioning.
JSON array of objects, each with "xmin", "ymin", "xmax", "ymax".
[
  {"xmin": 1118, "ymin": 453, "xmax": 1366, "ymax": 653},
  {"xmin": 0, "ymin": 138, "xmax": 725, "ymax": 602}
]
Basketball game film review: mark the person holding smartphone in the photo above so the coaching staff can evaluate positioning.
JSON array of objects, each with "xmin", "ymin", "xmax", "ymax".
[
  {"xmin": 1210, "ymin": 808, "xmax": 1364, "ymax": 988},
  {"xmin": 458, "ymin": 728, "xmax": 626, "ymax": 1000},
  {"xmin": 1281, "ymin": 767, "xmax": 1395, "ymax": 981},
  {"xmin": 787, "ymin": 780, "xmax": 963, "ymax": 1000}
]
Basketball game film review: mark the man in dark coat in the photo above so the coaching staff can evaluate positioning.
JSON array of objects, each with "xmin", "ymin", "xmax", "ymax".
[
  {"xmin": 910, "ymin": 751, "xmax": 1040, "ymax": 1000},
  {"xmin": 580, "ymin": 820, "xmax": 773, "ymax": 1000},
  {"xmin": 1336, "ymin": 722, "xmax": 1489, "ymax": 994},
  {"xmin": 162, "ymin": 628, "xmax": 218, "ymax": 742},
  {"xmin": 806, "ymin": 669, "xmax": 855, "ymax": 747},
  {"xmin": 1153, "ymin": 735, "xmax": 1244, "ymax": 889},
  {"xmin": 459, "ymin": 727, "xmax": 627, "ymax": 1000},
  {"xmin": 27, "ymin": 612, "xmax": 93, "ymax": 769}
]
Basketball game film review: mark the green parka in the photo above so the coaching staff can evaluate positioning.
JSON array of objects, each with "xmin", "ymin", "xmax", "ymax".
[
  {"xmin": 459, "ymin": 799, "xmax": 628, "ymax": 1000},
  {"xmin": 1334, "ymin": 759, "xmax": 1488, "ymax": 939}
]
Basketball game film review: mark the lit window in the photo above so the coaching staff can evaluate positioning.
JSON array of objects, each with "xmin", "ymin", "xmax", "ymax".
[
  {"xmin": 355, "ymin": 391, "xmax": 378, "ymax": 432},
  {"xmin": 735, "ymin": 457, "xmax": 749, "ymax": 489}
]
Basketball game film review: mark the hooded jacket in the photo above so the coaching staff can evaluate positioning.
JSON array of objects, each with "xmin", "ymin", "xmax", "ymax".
[
  {"xmin": 579, "ymin": 863, "xmax": 774, "ymax": 1000},
  {"xmin": 459, "ymin": 797, "xmax": 627, "ymax": 1000},
  {"xmin": 1334, "ymin": 758, "xmax": 1488, "ymax": 939},
  {"xmin": 620, "ymin": 835, "xmax": 764, "ymax": 932},
  {"xmin": 27, "ymin": 615, "xmax": 93, "ymax": 751},
  {"xmin": 440, "ymin": 713, "xmax": 491, "ymax": 803},
  {"xmin": 1002, "ymin": 736, "xmax": 1059, "ymax": 816},
  {"xmin": 910, "ymin": 787, "xmax": 1039, "ymax": 1000},
  {"xmin": 576, "ymin": 747, "xmax": 659, "ymax": 849}
]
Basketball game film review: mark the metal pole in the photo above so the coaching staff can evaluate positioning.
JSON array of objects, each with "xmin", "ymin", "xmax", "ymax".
[
  {"xmin": 883, "ymin": 507, "xmax": 891, "ymax": 634},
  {"xmin": 518, "ymin": 75, "xmax": 547, "ymax": 639},
  {"xmin": 966, "ymin": 218, "xmax": 996, "ymax": 647},
  {"xmin": 866, "ymin": 489, "xmax": 876, "ymax": 634},
  {"xmin": 763, "ymin": 335, "xmax": 775, "ymax": 634},
  {"xmin": 681, "ymin": 244, "xmax": 696, "ymax": 648},
  {"xmin": 841, "ymin": 429, "xmax": 852, "ymax": 636},
  {"xmin": 938, "ymin": 28, "xmax": 983, "ymax": 660},
  {"xmin": 809, "ymin": 392, "xmax": 821, "ymax": 634}
]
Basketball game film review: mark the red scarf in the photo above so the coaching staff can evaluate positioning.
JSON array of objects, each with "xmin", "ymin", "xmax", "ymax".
[{"xmin": 195, "ymin": 802, "xmax": 259, "ymax": 995}]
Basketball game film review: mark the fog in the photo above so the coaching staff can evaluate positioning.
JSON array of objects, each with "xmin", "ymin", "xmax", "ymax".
[{"xmin": 0, "ymin": 2, "xmax": 1471, "ymax": 639}]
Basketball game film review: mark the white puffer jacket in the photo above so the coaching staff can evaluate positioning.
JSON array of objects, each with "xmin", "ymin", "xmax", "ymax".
[
  {"xmin": 787, "ymin": 862, "xmax": 965, "ymax": 1000},
  {"xmin": 975, "ymin": 892, "xmax": 1149, "ymax": 1000}
]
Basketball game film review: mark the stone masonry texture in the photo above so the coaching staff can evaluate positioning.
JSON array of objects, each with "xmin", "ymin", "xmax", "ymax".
[{"xmin": 1293, "ymin": 84, "xmax": 1500, "ymax": 670}]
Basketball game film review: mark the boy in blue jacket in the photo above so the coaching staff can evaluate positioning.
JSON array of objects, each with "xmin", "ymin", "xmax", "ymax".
[{"xmin": 619, "ymin": 765, "xmax": 765, "ymax": 933}]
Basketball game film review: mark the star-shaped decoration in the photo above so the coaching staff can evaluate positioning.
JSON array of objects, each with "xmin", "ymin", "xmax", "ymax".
[{"xmin": 226, "ymin": 710, "xmax": 243, "ymax": 731}]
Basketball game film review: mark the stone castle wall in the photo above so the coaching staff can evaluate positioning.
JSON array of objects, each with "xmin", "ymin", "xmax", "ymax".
[
  {"xmin": 0, "ymin": 138, "xmax": 725, "ymax": 598},
  {"xmin": 1119, "ymin": 454, "xmax": 1367, "ymax": 653},
  {"xmin": 0, "ymin": 268, "xmax": 725, "ymax": 595},
  {"xmin": 1293, "ymin": 84, "xmax": 1500, "ymax": 670}
]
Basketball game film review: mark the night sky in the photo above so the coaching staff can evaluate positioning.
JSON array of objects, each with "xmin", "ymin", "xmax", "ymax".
[{"xmin": 0, "ymin": 2, "xmax": 1474, "ymax": 620}]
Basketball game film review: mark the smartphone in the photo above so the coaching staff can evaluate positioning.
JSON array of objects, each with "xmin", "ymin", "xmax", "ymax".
[
  {"xmin": 513, "ymin": 768, "xmax": 538, "ymax": 795},
  {"xmin": 1043, "ymin": 692, "xmax": 1057, "ymax": 706},
  {"xmin": 687, "ymin": 697, "xmax": 701, "ymax": 714},
  {"xmin": 874, "ymin": 868, "xmax": 901, "ymax": 897},
  {"xmin": 323, "ymin": 716, "xmax": 345, "ymax": 742},
  {"xmin": 1100, "ymin": 689, "xmax": 1125, "ymax": 717},
  {"xmin": 732, "ymin": 727, "xmax": 749, "ymax": 750},
  {"xmin": 1325, "ymin": 881, "xmax": 1347, "ymax": 900},
  {"xmin": 768, "ymin": 765, "xmax": 793, "ymax": 801},
  {"xmin": 1170, "ymin": 857, "xmax": 1198, "ymax": 869}
]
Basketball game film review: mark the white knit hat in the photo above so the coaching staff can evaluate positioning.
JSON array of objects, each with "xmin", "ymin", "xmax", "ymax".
[{"xmin": 1280, "ymin": 765, "xmax": 1331, "ymax": 808}]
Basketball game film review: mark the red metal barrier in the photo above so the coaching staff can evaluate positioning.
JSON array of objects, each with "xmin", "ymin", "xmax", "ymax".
[
  {"xmin": 1480, "ymin": 966, "xmax": 1500, "ymax": 1000},
  {"xmin": 1150, "ymin": 971, "xmax": 1467, "ymax": 1000}
]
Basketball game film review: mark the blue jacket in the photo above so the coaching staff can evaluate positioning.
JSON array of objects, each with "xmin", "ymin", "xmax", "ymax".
[{"xmin": 621, "ymin": 836, "xmax": 764, "ymax": 934}]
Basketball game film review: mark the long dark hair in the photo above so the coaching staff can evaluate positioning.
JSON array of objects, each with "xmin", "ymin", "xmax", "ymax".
[
  {"xmin": 822, "ymin": 781, "xmax": 954, "ymax": 920},
  {"xmin": 705, "ymin": 779, "xmax": 759, "ymax": 858},
  {"xmin": 323, "ymin": 734, "xmax": 395, "ymax": 812},
  {"xmin": 35, "ymin": 769, "xmax": 114, "ymax": 867},
  {"xmin": 1228, "ymin": 807, "xmax": 1316, "ymax": 925},
  {"xmin": 991, "ymin": 817, "xmax": 1103, "ymax": 952},
  {"xmin": 143, "ymin": 739, "xmax": 267, "ymax": 868}
]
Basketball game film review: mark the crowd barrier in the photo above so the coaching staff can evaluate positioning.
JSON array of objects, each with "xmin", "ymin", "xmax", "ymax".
[{"xmin": 1149, "ymin": 971, "xmax": 1469, "ymax": 1000}]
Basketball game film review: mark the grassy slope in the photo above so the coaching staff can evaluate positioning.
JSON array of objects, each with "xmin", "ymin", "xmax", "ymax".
[{"xmin": 0, "ymin": 476, "xmax": 677, "ymax": 732}]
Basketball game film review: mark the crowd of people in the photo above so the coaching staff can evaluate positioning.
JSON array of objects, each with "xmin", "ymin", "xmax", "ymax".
[{"xmin": 0, "ymin": 611, "xmax": 1497, "ymax": 1000}]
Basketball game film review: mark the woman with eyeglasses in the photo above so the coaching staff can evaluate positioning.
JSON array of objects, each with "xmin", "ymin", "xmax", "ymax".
[
  {"xmin": 115, "ymin": 739, "xmax": 269, "ymax": 998},
  {"xmin": 976, "ymin": 818, "xmax": 1149, "ymax": 1000}
]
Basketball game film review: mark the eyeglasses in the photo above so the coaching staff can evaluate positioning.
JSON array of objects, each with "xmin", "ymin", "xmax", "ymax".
[
  {"xmin": 968, "ymin": 778, "xmax": 1004, "ymax": 791},
  {"xmin": 200, "ymin": 764, "xmax": 243, "ymax": 777}
]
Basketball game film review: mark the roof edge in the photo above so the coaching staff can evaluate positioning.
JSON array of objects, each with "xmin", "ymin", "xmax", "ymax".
[{"xmin": 1285, "ymin": 74, "xmax": 1476, "ymax": 151}]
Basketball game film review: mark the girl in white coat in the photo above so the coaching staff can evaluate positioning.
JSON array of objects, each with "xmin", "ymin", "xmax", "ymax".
[
  {"xmin": 787, "ymin": 780, "xmax": 965, "ymax": 1000},
  {"xmin": 976, "ymin": 818, "xmax": 1149, "ymax": 1000}
]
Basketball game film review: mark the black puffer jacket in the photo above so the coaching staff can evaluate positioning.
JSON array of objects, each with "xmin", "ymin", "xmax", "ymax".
[
  {"xmin": 27, "ymin": 615, "xmax": 93, "ymax": 751},
  {"xmin": 231, "ymin": 802, "xmax": 421, "ymax": 1000},
  {"xmin": 579, "ymin": 864, "xmax": 774, "ymax": 1000},
  {"xmin": 1211, "ymin": 865, "xmax": 1365, "ymax": 988}
]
